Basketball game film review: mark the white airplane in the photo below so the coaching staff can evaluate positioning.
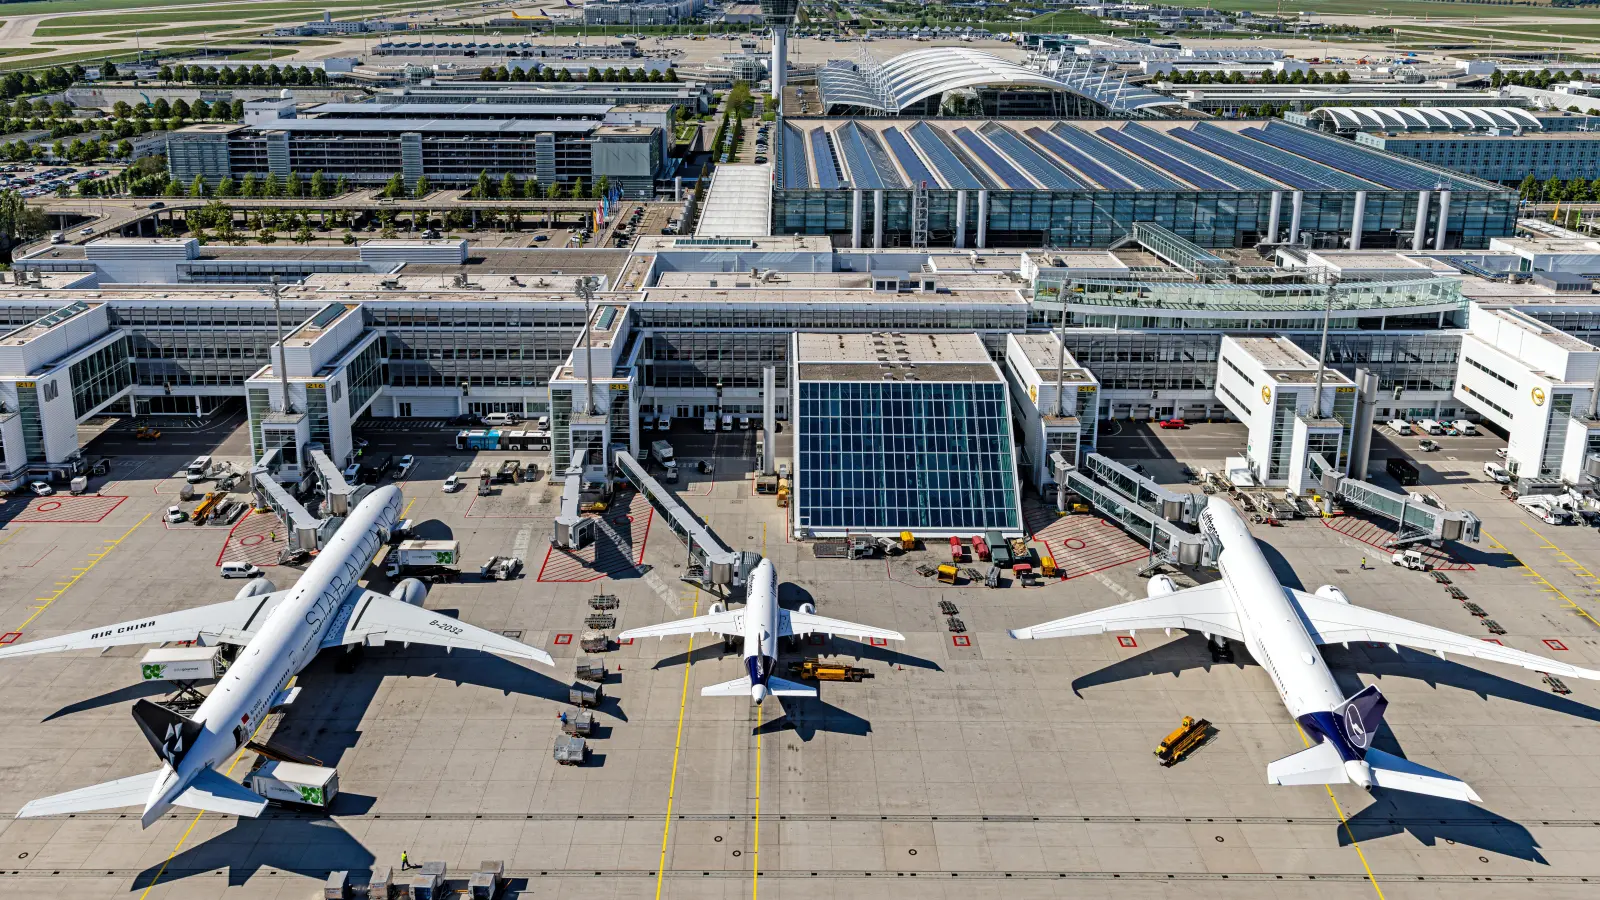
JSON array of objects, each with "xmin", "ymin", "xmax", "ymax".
[
  {"xmin": 0, "ymin": 485, "xmax": 553, "ymax": 827},
  {"xmin": 1010, "ymin": 496, "xmax": 1600, "ymax": 803},
  {"xmin": 620, "ymin": 558, "xmax": 903, "ymax": 703}
]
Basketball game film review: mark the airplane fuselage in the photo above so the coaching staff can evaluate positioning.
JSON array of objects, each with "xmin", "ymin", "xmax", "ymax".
[
  {"xmin": 144, "ymin": 486, "xmax": 404, "ymax": 821},
  {"xmin": 741, "ymin": 559, "xmax": 780, "ymax": 703},
  {"xmin": 1202, "ymin": 500, "xmax": 1375, "ymax": 786}
]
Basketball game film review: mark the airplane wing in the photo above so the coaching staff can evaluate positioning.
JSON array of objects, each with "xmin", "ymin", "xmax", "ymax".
[
  {"xmin": 779, "ymin": 609, "xmax": 904, "ymax": 642},
  {"xmin": 1291, "ymin": 589, "xmax": 1600, "ymax": 681},
  {"xmin": 1008, "ymin": 583, "xmax": 1244, "ymax": 641},
  {"xmin": 321, "ymin": 590, "xmax": 554, "ymax": 666},
  {"xmin": 617, "ymin": 610, "xmax": 742, "ymax": 640},
  {"xmin": 0, "ymin": 592, "xmax": 287, "ymax": 660}
]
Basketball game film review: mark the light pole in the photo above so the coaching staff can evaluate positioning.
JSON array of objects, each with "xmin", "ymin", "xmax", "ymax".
[
  {"xmin": 575, "ymin": 276, "xmax": 597, "ymax": 415},
  {"xmin": 266, "ymin": 275, "xmax": 293, "ymax": 413}
]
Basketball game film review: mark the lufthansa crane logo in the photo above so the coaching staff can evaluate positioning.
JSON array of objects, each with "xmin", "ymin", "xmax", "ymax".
[
  {"xmin": 1343, "ymin": 704, "xmax": 1371, "ymax": 750},
  {"xmin": 1531, "ymin": 386, "xmax": 1546, "ymax": 407},
  {"xmin": 1261, "ymin": 386, "xmax": 1272, "ymax": 405}
]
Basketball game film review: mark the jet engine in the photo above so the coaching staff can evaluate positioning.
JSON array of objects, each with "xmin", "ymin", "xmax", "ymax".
[
  {"xmin": 233, "ymin": 578, "xmax": 277, "ymax": 601},
  {"xmin": 798, "ymin": 602, "xmax": 815, "ymax": 615},
  {"xmin": 709, "ymin": 601, "xmax": 726, "ymax": 615},
  {"xmin": 1314, "ymin": 585, "xmax": 1351, "ymax": 605},
  {"xmin": 1146, "ymin": 575, "xmax": 1178, "ymax": 598},
  {"xmin": 389, "ymin": 578, "xmax": 429, "ymax": 606}
]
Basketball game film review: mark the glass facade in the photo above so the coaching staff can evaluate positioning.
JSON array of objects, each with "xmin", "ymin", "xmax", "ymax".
[
  {"xmin": 796, "ymin": 380, "xmax": 1020, "ymax": 533},
  {"xmin": 772, "ymin": 188, "xmax": 1516, "ymax": 250},
  {"xmin": 16, "ymin": 382, "xmax": 44, "ymax": 463},
  {"xmin": 247, "ymin": 388, "xmax": 270, "ymax": 460},
  {"xmin": 305, "ymin": 384, "xmax": 331, "ymax": 450},
  {"xmin": 344, "ymin": 336, "xmax": 386, "ymax": 415},
  {"xmin": 69, "ymin": 336, "xmax": 133, "ymax": 420}
]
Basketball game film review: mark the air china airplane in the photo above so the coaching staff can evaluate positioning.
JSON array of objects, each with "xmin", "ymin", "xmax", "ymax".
[
  {"xmin": 1010, "ymin": 496, "xmax": 1600, "ymax": 802},
  {"xmin": 0, "ymin": 486, "xmax": 553, "ymax": 826}
]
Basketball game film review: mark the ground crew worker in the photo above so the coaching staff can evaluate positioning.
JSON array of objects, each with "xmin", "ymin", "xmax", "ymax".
[
  {"xmin": 1360, "ymin": 556, "xmax": 1367, "ymax": 570},
  {"xmin": 400, "ymin": 850, "xmax": 410, "ymax": 870}
]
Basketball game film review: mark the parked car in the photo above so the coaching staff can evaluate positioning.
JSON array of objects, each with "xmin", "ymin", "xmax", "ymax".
[
  {"xmin": 1158, "ymin": 418, "xmax": 1186, "ymax": 429},
  {"xmin": 220, "ymin": 561, "xmax": 263, "ymax": 579},
  {"xmin": 1495, "ymin": 447, "xmax": 1508, "ymax": 459},
  {"xmin": 165, "ymin": 505, "xmax": 187, "ymax": 524},
  {"xmin": 395, "ymin": 454, "xmax": 416, "ymax": 478},
  {"xmin": 27, "ymin": 480, "xmax": 53, "ymax": 496},
  {"xmin": 442, "ymin": 474, "xmax": 464, "ymax": 492}
]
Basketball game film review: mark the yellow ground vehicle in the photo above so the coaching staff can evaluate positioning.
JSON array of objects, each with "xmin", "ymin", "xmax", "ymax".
[
  {"xmin": 776, "ymin": 477, "xmax": 790, "ymax": 508},
  {"xmin": 936, "ymin": 563, "xmax": 958, "ymax": 584},
  {"xmin": 899, "ymin": 530, "xmax": 915, "ymax": 550},
  {"xmin": 191, "ymin": 492, "xmax": 222, "ymax": 525},
  {"xmin": 1155, "ymin": 716, "xmax": 1210, "ymax": 766},
  {"xmin": 1039, "ymin": 555, "xmax": 1058, "ymax": 578},
  {"xmin": 788, "ymin": 658, "xmax": 873, "ymax": 682},
  {"xmin": 135, "ymin": 426, "xmax": 161, "ymax": 440}
]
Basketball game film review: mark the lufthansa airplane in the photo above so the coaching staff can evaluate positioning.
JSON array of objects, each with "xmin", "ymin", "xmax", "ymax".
[
  {"xmin": 1010, "ymin": 496, "xmax": 1600, "ymax": 802},
  {"xmin": 621, "ymin": 558, "xmax": 904, "ymax": 703},
  {"xmin": 0, "ymin": 486, "xmax": 553, "ymax": 826}
]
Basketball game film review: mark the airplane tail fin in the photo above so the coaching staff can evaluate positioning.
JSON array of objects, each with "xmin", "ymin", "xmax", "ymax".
[
  {"xmin": 132, "ymin": 699, "xmax": 203, "ymax": 769},
  {"xmin": 1332, "ymin": 684, "xmax": 1389, "ymax": 754},
  {"xmin": 1364, "ymin": 748, "xmax": 1481, "ymax": 802},
  {"xmin": 1267, "ymin": 740, "xmax": 1348, "ymax": 787},
  {"xmin": 766, "ymin": 675, "xmax": 817, "ymax": 697}
]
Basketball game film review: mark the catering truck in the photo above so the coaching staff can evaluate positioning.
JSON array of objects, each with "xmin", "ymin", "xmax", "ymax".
[
  {"xmin": 245, "ymin": 761, "xmax": 338, "ymax": 810},
  {"xmin": 385, "ymin": 539, "xmax": 461, "ymax": 582}
]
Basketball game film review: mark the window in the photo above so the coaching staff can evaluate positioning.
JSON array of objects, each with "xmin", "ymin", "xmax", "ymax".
[
  {"xmin": 1465, "ymin": 356, "xmax": 1517, "ymax": 390},
  {"xmin": 1223, "ymin": 356, "xmax": 1255, "ymax": 387}
]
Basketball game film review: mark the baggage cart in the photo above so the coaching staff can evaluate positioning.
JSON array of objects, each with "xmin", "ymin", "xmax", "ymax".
[
  {"xmin": 554, "ymin": 736, "xmax": 589, "ymax": 765},
  {"xmin": 560, "ymin": 709, "xmax": 596, "ymax": 736},
  {"xmin": 580, "ymin": 630, "xmax": 609, "ymax": 652},
  {"xmin": 575, "ymin": 656, "xmax": 606, "ymax": 683},
  {"xmin": 569, "ymin": 681, "xmax": 604, "ymax": 707}
]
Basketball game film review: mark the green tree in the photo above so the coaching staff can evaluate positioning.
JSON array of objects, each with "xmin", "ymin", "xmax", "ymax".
[
  {"xmin": 164, "ymin": 177, "xmax": 184, "ymax": 197},
  {"xmin": 569, "ymin": 177, "xmax": 585, "ymax": 200},
  {"xmin": 172, "ymin": 99, "xmax": 190, "ymax": 119},
  {"xmin": 499, "ymin": 171, "xmax": 518, "ymax": 200},
  {"xmin": 334, "ymin": 175, "xmax": 349, "ymax": 196},
  {"xmin": 188, "ymin": 174, "xmax": 206, "ymax": 198},
  {"xmin": 152, "ymin": 98, "xmax": 170, "ymax": 119},
  {"xmin": 587, "ymin": 66, "xmax": 601, "ymax": 82},
  {"xmin": 114, "ymin": 139, "xmax": 132, "ymax": 159},
  {"xmin": 665, "ymin": 67, "xmax": 678, "ymax": 83},
  {"xmin": 475, "ymin": 169, "xmax": 492, "ymax": 199},
  {"xmin": 285, "ymin": 171, "xmax": 302, "ymax": 199},
  {"xmin": 1517, "ymin": 173, "xmax": 1538, "ymax": 201},
  {"xmin": 1543, "ymin": 175, "xmax": 1563, "ymax": 201},
  {"xmin": 545, "ymin": 180, "xmax": 560, "ymax": 201},
  {"xmin": 191, "ymin": 99, "xmax": 211, "ymax": 120},
  {"xmin": 594, "ymin": 174, "xmax": 609, "ymax": 200},
  {"xmin": 295, "ymin": 221, "xmax": 314, "ymax": 244},
  {"xmin": 384, "ymin": 172, "xmax": 406, "ymax": 199},
  {"xmin": 413, "ymin": 174, "xmax": 430, "ymax": 198},
  {"xmin": 240, "ymin": 172, "xmax": 260, "ymax": 198},
  {"xmin": 99, "ymin": 61, "xmax": 118, "ymax": 80},
  {"xmin": 215, "ymin": 175, "xmax": 237, "ymax": 198},
  {"xmin": 310, "ymin": 170, "xmax": 327, "ymax": 199},
  {"xmin": 262, "ymin": 173, "xmax": 281, "ymax": 198},
  {"xmin": 0, "ymin": 188, "xmax": 50, "ymax": 254}
]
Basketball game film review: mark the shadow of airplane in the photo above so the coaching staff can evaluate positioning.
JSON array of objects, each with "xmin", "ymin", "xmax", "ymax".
[
  {"xmin": 1342, "ymin": 793, "xmax": 1547, "ymax": 864},
  {"xmin": 130, "ymin": 815, "xmax": 374, "ymax": 889},
  {"xmin": 755, "ymin": 694, "xmax": 872, "ymax": 741},
  {"xmin": 43, "ymin": 680, "xmax": 171, "ymax": 722}
]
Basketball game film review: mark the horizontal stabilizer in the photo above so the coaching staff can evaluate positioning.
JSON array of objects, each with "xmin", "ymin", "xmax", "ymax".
[
  {"xmin": 1365, "ymin": 748, "xmax": 1481, "ymax": 803},
  {"xmin": 16, "ymin": 770, "xmax": 163, "ymax": 818},
  {"xmin": 701, "ymin": 676, "xmax": 753, "ymax": 697},
  {"xmin": 174, "ymin": 768, "xmax": 268, "ymax": 818},
  {"xmin": 765, "ymin": 675, "xmax": 818, "ymax": 698},
  {"xmin": 1267, "ymin": 740, "xmax": 1348, "ymax": 787}
]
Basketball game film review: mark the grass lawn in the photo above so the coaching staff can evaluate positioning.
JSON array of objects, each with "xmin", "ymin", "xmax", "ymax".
[
  {"xmin": 1200, "ymin": 0, "xmax": 1599, "ymax": 20},
  {"xmin": 0, "ymin": 44, "xmax": 194, "ymax": 71}
]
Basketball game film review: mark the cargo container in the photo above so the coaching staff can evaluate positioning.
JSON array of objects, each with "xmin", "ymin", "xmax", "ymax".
[
  {"xmin": 140, "ymin": 646, "xmax": 227, "ymax": 683},
  {"xmin": 386, "ymin": 540, "xmax": 461, "ymax": 581},
  {"xmin": 247, "ymin": 761, "xmax": 338, "ymax": 809}
]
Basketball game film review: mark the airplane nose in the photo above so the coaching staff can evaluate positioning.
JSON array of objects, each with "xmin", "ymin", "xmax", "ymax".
[{"xmin": 751, "ymin": 683, "xmax": 768, "ymax": 704}]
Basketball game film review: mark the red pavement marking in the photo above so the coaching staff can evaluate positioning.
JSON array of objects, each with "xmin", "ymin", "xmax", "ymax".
[
  {"xmin": 869, "ymin": 637, "xmax": 887, "ymax": 647},
  {"xmin": 951, "ymin": 635, "xmax": 970, "ymax": 647},
  {"xmin": 536, "ymin": 494, "xmax": 654, "ymax": 583},
  {"xmin": 1117, "ymin": 636, "xmax": 1138, "ymax": 648},
  {"xmin": 1029, "ymin": 513, "xmax": 1145, "ymax": 580},
  {"xmin": 215, "ymin": 509, "xmax": 286, "ymax": 567},
  {"xmin": 618, "ymin": 638, "xmax": 634, "ymax": 645},
  {"xmin": 1482, "ymin": 638, "xmax": 1504, "ymax": 645},
  {"xmin": 1544, "ymin": 639, "xmax": 1568, "ymax": 651},
  {"xmin": 1320, "ymin": 515, "xmax": 1473, "ymax": 571},
  {"xmin": 0, "ymin": 632, "xmax": 19, "ymax": 644},
  {"xmin": 2, "ymin": 495, "xmax": 126, "ymax": 523},
  {"xmin": 554, "ymin": 633, "xmax": 573, "ymax": 645}
]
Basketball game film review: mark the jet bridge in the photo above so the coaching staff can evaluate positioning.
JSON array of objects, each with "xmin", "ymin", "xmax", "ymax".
[
  {"xmin": 1052, "ymin": 452, "xmax": 1213, "ymax": 568},
  {"xmin": 552, "ymin": 465, "xmax": 598, "ymax": 550},
  {"xmin": 307, "ymin": 447, "xmax": 356, "ymax": 517},
  {"xmin": 250, "ymin": 449, "xmax": 325, "ymax": 555},
  {"xmin": 613, "ymin": 450, "xmax": 753, "ymax": 591},
  {"xmin": 1308, "ymin": 453, "xmax": 1480, "ymax": 546}
]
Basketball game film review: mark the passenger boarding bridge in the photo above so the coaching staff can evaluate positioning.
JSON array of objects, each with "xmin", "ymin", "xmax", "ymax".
[
  {"xmin": 1052, "ymin": 451, "xmax": 1214, "ymax": 569},
  {"xmin": 1308, "ymin": 452, "xmax": 1481, "ymax": 546}
]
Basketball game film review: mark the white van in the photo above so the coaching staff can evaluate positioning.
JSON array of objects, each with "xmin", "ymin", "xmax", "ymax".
[
  {"xmin": 702, "ymin": 413, "xmax": 716, "ymax": 433},
  {"xmin": 483, "ymin": 412, "xmax": 518, "ymax": 426},
  {"xmin": 721, "ymin": 414, "xmax": 733, "ymax": 431},
  {"xmin": 656, "ymin": 415, "xmax": 671, "ymax": 432},
  {"xmin": 1483, "ymin": 462, "xmax": 1511, "ymax": 484},
  {"xmin": 1416, "ymin": 419, "xmax": 1445, "ymax": 435},
  {"xmin": 1451, "ymin": 419, "xmax": 1477, "ymax": 435},
  {"xmin": 738, "ymin": 416, "xmax": 751, "ymax": 430},
  {"xmin": 1386, "ymin": 420, "xmax": 1412, "ymax": 435},
  {"xmin": 220, "ymin": 561, "xmax": 262, "ymax": 579}
]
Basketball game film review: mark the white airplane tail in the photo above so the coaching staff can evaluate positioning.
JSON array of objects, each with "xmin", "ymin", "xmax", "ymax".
[
  {"xmin": 1267, "ymin": 741, "xmax": 1480, "ymax": 802},
  {"xmin": 700, "ymin": 675, "xmax": 817, "ymax": 698},
  {"xmin": 17, "ymin": 767, "xmax": 267, "ymax": 821}
]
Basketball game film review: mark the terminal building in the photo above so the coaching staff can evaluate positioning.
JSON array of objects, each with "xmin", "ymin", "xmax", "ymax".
[
  {"xmin": 4, "ymin": 230, "xmax": 1599, "ymax": 520},
  {"xmin": 1355, "ymin": 130, "xmax": 1600, "ymax": 185},
  {"xmin": 167, "ymin": 93, "xmax": 673, "ymax": 196},
  {"xmin": 774, "ymin": 117, "xmax": 1517, "ymax": 249}
]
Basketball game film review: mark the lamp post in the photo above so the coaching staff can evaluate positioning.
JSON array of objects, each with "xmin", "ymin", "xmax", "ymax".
[
  {"xmin": 266, "ymin": 275, "xmax": 293, "ymax": 414},
  {"xmin": 575, "ymin": 276, "xmax": 597, "ymax": 415}
]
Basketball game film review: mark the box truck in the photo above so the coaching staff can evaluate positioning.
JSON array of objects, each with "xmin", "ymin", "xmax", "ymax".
[
  {"xmin": 385, "ymin": 540, "xmax": 461, "ymax": 582},
  {"xmin": 246, "ymin": 761, "xmax": 338, "ymax": 809}
]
